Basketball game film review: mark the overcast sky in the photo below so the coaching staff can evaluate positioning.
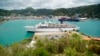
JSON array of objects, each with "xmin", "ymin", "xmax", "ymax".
[{"xmin": 0, "ymin": 0, "xmax": 100, "ymax": 10}]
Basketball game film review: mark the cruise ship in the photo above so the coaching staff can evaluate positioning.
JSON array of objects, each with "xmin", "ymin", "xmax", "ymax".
[{"xmin": 25, "ymin": 20, "xmax": 79, "ymax": 32}]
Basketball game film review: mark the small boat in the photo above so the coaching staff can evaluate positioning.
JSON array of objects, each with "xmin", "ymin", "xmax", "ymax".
[
  {"xmin": 79, "ymin": 18, "xmax": 87, "ymax": 20},
  {"xmin": 25, "ymin": 21, "xmax": 79, "ymax": 32}
]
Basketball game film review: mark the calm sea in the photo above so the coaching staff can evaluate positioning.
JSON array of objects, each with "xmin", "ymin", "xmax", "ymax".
[{"xmin": 0, "ymin": 19, "xmax": 100, "ymax": 46}]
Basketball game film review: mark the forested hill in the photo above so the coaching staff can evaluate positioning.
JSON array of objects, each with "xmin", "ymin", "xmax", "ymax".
[{"xmin": 0, "ymin": 4, "xmax": 100, "ymax": 18}]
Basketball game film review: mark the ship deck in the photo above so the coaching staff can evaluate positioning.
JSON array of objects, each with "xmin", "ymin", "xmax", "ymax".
[{"xmin": 38, "ymin": 24, "xmax": 76, "ymax": 28}]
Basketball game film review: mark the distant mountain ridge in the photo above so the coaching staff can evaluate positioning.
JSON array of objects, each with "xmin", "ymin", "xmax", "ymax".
[{"xmin": 0, "ymin": 4, "xmax": 100, "ymax": 18}]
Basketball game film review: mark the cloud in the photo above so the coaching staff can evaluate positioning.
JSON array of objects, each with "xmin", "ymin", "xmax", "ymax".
[{"xmin": 0, "ymin": 0, "xmax": 100, "ymax": 10}]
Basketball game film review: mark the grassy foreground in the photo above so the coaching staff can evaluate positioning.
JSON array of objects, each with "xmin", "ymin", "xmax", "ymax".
[{"xmin": 0, "ymin": 32, "xmax": 100, "ymax": 56}]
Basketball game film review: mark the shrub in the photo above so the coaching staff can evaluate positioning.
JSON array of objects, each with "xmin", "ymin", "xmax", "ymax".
[
  {"xmin": 64, "ymin": 47, "xmax": 77, "ymax": 56},
  {"xmin": 67, "ymin": 34, "xmax": 87, "ymax": 53},
  {"xmin": 0, "ymin": 45, "xmax": 11, "ymax": 56},
  {"xmin": 20, "ymin": 38, "xmax": 32, "ymax": 44},
  {"xmin": 45, "ymin": 41, "xmax": 56, "ymax": 53},
  {"xmin": 11, "ymin": 44, "xmax": 25, "ymax": 56},
  {"xmin": 36, "ymin": 40, "xmax": 45, "ymax": 47},
  {"xmin": 0, "ymin": 45, "xmax": 6, "ymax": 56},
  {"xmin": 88, "ymin": 44, "xmax": 100, "ymax": 54},
  {"xmin": 33, "ymin": 47, "xmax": 49, "ymax": 56},
  {"xmin": 71, "ymin": 33, "xmax": 80, "ymax": 38},
  {"xmin": 57, "ymin": 37, "xmax": 68, "ymax": 53},
  {"xmin": 20, "ymin": 48, "xmax": 35, "ymax": 56}
]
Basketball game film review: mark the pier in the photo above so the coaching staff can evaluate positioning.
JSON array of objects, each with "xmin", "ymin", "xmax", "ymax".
[{"xmin": 34, "ymin": 31, "xmax": 100, "ymax": 41}]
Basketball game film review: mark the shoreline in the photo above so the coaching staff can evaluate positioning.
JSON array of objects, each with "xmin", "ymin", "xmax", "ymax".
[{"xmin": 0, "ymin": 20, "xmax": 9, "ymax": 24}]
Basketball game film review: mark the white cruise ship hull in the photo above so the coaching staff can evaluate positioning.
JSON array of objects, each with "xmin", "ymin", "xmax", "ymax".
[{"xmin": 25, "ymin": 26, "xmax": 79, "ymax": 32}]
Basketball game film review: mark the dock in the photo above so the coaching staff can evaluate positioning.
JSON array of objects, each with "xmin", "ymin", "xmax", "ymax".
[
  {"xmin": 34, "ymin": 31, "xmax": 100, "ymax": 41},
  {"xmin": 34, "ymin": 32, "xmax": 65, "ymax": 35}
]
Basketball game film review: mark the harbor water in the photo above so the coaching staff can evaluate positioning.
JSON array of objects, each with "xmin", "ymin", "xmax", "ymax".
[{"xmin": 0, "ymin": 19, "xmax": 100, "ymax": 46}]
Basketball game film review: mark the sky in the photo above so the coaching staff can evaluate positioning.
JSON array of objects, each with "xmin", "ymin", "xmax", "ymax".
[{"xmin": 0, "ymin": 0, "xmax": 100, "ymax": 10}]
